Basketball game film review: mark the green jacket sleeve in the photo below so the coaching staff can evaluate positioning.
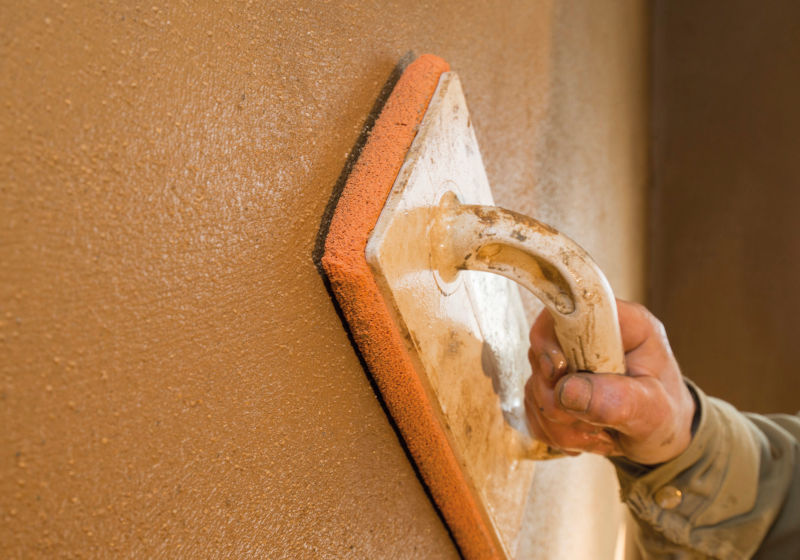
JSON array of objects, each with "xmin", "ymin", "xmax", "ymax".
[{"xmin": 613, "ymin": 380, "xmax": 800, "ymax": 560}]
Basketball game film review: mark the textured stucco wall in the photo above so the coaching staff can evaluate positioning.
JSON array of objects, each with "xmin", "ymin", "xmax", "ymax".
[
  {"xmin": 1, "ymin": 1, "xmax": 647, "ymax": 557},
  {"xmin": 652, "ymin": 0, "xmax": 800, "ymax": 414}
]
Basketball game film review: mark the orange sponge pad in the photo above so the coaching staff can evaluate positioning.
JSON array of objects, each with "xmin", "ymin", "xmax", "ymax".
[{"xmin": 321, "ymin": 54, "xmax": 501, "ymax": 559}]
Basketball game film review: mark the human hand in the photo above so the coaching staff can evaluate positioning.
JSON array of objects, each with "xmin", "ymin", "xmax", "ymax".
[{"xmin": 524, "ymin": 300, "xmax": 696, "ymax": 465}]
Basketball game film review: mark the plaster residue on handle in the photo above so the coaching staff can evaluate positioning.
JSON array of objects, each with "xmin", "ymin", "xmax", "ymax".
[{"xmin": 429, "ymin": 195, "xmax": 625, "ymax": 375}]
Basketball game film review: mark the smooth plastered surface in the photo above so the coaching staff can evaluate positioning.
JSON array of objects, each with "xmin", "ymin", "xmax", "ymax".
[{"xmin": 1, "ymin": 1, "xmax": 647, "ymax": 558}]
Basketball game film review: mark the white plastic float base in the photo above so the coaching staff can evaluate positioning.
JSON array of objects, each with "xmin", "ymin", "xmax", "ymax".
[{"xmin": 366, "ymin": 72, "xmax": 625, "ymax": 559}]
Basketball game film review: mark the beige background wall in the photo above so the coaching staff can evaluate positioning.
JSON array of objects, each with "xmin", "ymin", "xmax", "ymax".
[
  {"xmin": 516, "ymin": 3, "xmax": 648, "ymax": 557},
  {"xmin": 651, "ymin": 0, "xmax": 800, "ymax": 414},
  {"xmin": 1, "ymin": 1, "xmax": 647, "ymax": 557}
]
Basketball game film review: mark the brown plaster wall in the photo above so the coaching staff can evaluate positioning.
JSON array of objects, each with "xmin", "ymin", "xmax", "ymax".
[
  {"xmin": 1, "ymin": 1, "xmax": 648, "ymax": 557},
  {"xmin": 651, "ymin": 0, "xmax": 800, "ymax": 413}
]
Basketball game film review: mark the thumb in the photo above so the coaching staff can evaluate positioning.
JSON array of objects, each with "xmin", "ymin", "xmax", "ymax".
[{"xmin": 556, "ymin": 373, "xmax": 660, "ymax": 437}]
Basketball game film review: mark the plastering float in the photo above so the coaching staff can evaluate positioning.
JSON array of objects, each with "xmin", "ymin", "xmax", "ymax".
[{"xmin": 320, "ymin": 54, "xmax": 624, "ymax": 559}]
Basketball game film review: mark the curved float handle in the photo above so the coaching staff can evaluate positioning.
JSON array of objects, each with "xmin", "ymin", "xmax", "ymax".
[{"xmin": 431, "ymin": 194, "xmax": 625, "ymax": 376}]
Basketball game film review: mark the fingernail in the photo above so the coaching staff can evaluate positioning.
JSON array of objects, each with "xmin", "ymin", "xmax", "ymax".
[
  {"xmin": 559, "ymin": 376, "xmax": 592, "ymax": 413},
  {"xmin": 550, "ymin": 350, "xmax": 567, "ymax": 374},
  {"xmin": 538, "ymin": 353, "xmax": 554, "ymax": 379}
]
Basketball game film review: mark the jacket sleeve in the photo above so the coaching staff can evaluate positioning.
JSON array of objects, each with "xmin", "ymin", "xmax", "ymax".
[{"xmin": 613, "ymin": 380, "xmax": 800, "ymax": 560}]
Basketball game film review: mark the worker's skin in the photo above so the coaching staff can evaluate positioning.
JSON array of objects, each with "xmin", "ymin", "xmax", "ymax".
[{"xmin": 525, "ymin": 300, "xmax": 696, "ymax": 465}]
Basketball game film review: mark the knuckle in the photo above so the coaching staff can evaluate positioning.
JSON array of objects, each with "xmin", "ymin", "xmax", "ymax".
[
  {"xmin": 633, "ymin": 302, "xmax": 666, "ymax": 336},
  {"xmin": 628, "ymin": 300, "xmax": 649, "ymax": 317},
  {"xmin": 648, "ymin": 315, "xmax": 666, "ymax": 337},
  {"xmin": 632, "ymin": 302, "xmax": 657, "ymax": 327}
]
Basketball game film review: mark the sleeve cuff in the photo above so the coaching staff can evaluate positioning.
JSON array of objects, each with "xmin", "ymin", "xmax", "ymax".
[{"xmin": 612, "ymin": 378, "xmax": 761, "ymax": 559}]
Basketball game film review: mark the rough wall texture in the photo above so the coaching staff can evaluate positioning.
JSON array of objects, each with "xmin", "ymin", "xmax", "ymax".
[
  {"xmin": 1, "ymin": 1, "xmax": 647, "ymax": 558},
  {"xmin": 652, "ymin": 0, "xmax": 800, "ymax": 413}
]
